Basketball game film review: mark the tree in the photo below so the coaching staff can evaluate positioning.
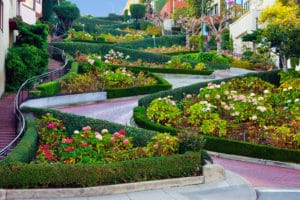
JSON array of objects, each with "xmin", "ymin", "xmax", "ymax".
[
  {"xmin": 53, "ymin": 1, "xmax": 80, "ymax": 33},
  {"xmin": 259, "ymin": 0, "xmax": 300, "ymax": 71},
  {"xmin": 130, "ymin": 4, "xmax": 146, "ymax": 21},
  {"xmin": 201, "ymin": 0, "xmax": 231, "ymax": 55}
]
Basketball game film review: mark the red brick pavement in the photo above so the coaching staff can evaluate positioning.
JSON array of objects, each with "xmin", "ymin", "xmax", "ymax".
[{"xmin": 213, "ymin": 156, "xmax": 300, "ymax": 188}]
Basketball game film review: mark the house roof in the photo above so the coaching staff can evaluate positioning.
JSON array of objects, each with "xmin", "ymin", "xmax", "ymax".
[{"xmin": 160, "ymin": 0, "xmax": 188, "ymax": 19}]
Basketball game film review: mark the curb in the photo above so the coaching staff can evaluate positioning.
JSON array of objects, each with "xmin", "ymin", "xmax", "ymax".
[
  {"xmin": 5, "ymin": 176, "xmax": 204, "ymax": 200},
  {"xmin": 209, "ymin": 151, "xmax": 300, "ymax": 170}
]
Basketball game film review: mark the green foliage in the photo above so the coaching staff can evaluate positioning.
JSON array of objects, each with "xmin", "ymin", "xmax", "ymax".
[
  {"xmin": 37, "ymin": 81, "xmax": 61, "ymax": 96},
  {"xmin": 177, "ymin": 131, "xmax": 206, "ymax": 154},
  {"xmin": 130, "ymin": 4, "xmax": 146, "ymax": 21},
  {"xmin": 146, "ymin": 25, "xmax": 162, "ymax": 37},
  {"xmin": 5, "ymin": 45, "xmax": 49, "ymax": 91},
  {"xmin": 230, "ymin": 59, "xmax": 253, "ymax": 70},
  {"xmin": 0, "ymin": 152, "xmax": 200, "ymax": 188},
  {"xmin": 16, "ymin": 21, "xmax": 49, "ymax": 49},
  {"xmin": 165, "ymin": 57, "xmax": 192, "ymax": 69},
  {"xmin": 147, "ymin": 133, "xmax": 179, "ymax": 156},
  {"xmin": 194, "ymin": 63, "xmax": 206, "ymax": 71},
  {"xmin": 189, "ymin": 35, "xmax": 200, "ymax": 50},
  {"xmin": 146, "ymin": 96, "xmax": 182, "ymax": 127},
  {"xmin": 53, "ymin": 1, "xmax": 80, "ymax": 32}
]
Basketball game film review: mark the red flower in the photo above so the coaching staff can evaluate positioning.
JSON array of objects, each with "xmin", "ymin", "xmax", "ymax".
[
  {"xmin": 80, "ymin": 142, "xmax": 88, "ymax": 147},
  {"xmin": 62, "ymin": 138, "xmax": 73, "ymax": 143},
  {"xmin": 81, "ymin": 133, "xmax": 87, "ymax": 138},
  {"xmin": 119, "ymin": 129, "xmax": 126, "ymax": 135},
  {"xmin": 64, "ymin": 146, "xmax": 74, "ymax": 152},
  {"xmin": 47, "ymin": 123, "xmax": 55, "ymax": 129}
]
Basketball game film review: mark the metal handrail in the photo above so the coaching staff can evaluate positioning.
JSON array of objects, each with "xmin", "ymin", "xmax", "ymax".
[{"xmin": 0, "ymin": 45, "xmax": 68, "ymax": 157}]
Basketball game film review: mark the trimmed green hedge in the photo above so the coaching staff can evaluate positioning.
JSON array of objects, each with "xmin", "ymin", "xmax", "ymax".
[
  {"xmin": 115, "ymin": 35, "xmax": 186, "ymax": 49},
  {"xmin": 0, "ymin": 152, "xmax": 200, "ymax": 188},
  {"xmin": 107, "ymin": 73, "xmax": 171, "ymax": 98},
  {"xmin": 109, "ymin": 64, "xmax": 214, "ymax": 75}
]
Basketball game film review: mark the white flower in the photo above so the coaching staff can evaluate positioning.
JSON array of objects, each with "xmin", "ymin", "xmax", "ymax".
[
  {"xmin": 215, "ymin": 94, "xmax": 221, "ymax": 99},
  {"xmin": 74, "ymin": 130, "xmax": 80, "ymax": 134},
  {"xmin": 186, "ymin": 94, "xmax": 192, "ymax": 99},
  {"xmin": 250, "ymin": 115, "xmax": 257, "ymax": 120},
  {"xmin": 221, "ymin": 81, "xmax": 226, "ymax": 85},
  {"xmin": 205, "ymin": 94, "xmax": 210, "ymax": 99},
  {"xmin": 263, "ymin": 89, "xmax": 269, "ymax": 94},
  {"xmin": 125, "ymin": 55, "xmax": 130, "ymax": 60},
  {"xmin": 286, "ymin": 100, "xmax": 292, "ymax": 103},
  {"xmin": 258, "ymin": 96, "xmax": 264, "ymax": 101},
  {"xmin": 101, "ymin": 129, "xmax": 108, "ymax": 134},
  {"xmin": 288, "ymin": 86, "xmax": 293, "ymax": 90},
  {"xmin": 257, "ymin": 106, "xmax": 267, "ymax": 112},
  {"xmin": 295, "ymin": 98, "xmax": 299, "ymax": 103},
  {"xmin": 95, "ymin": 132, "xmax": 103, "ymax": 140},
  {"xmin": 283, "ymin": 88, "xmax": 288, "ymax": 92},
  {"xmin": 250, "ymin": 93, "xmax": 255, "ymax": 97}
]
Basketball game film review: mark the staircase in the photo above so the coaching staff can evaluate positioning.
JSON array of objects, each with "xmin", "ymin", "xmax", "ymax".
[{"xmin": 0, "ymin": 94, "xmax": 16, "ymax": 159}]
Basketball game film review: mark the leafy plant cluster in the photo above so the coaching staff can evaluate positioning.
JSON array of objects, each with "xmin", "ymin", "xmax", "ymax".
[
  {"xmin": 5, "ymin": 21, "xmax": 49, "ymax": 91},
  {"xmin": 146, "ymin": 76, "xmax": 300, "ymax": 150},
  {"xmin": 34, "ymin": 113, "xmax": 179, "ymax": 164}
]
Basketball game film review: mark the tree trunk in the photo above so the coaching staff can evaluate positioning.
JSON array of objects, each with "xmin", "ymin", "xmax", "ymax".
[
  {"xmin": 216, "ymin": 33, "xmax": 222, "ymax": 56},
  {"xmin": 186, "ymin": 30, "xmax": 190, "ymax": 48},
  {"xmin": 282, "ymin": 55, "xmax": 288, "ymax": 72}
]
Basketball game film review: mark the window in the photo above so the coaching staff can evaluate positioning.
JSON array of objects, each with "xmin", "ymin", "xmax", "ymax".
[{"xmin": 0, "ymin": 0, "xmax": 3, "ymax": 32}]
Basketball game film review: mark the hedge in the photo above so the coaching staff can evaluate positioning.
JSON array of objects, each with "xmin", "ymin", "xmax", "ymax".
[
  {"xmin": 0, "ymin": 152, "xmax": 200, "ymax": 188},
  {"xmin": 109, "ymin": 64, "xmax": 214, "ymax": 75},
  {"xmin": 115, "ymin": 35, "xmax": 186, "ymax": 49},
  {"xmin": 106, "ymin": 73, "xmax": 172, "ymax": 99},
  {"xmin": 50, "ymin": 42, "xmax": 198, "ymax": 66}
]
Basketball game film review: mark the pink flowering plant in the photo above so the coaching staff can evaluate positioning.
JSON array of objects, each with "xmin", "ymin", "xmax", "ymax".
[
  {"xmin": 146, "ymin": 76, "xmax": 300, "ymax": 150},
  {"xmin": 34, "ymin": 114, "xmax": 180, "ymax": 164}
]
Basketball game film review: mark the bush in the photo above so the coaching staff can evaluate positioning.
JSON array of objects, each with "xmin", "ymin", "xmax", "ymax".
[
  {"xmin": 37, "ymin": 81, "xmax": 61, "ymax": 96},
  {"xmin": 5, "ymin": 45, "xmax": 49, "ymax": 91},
  {"xmin": 231, "ymin": 59, "xmax": 253, "ymax": 70},
  {"xmin": 0, "ymin": 152, "xmax": 201, "ymax": 188}
]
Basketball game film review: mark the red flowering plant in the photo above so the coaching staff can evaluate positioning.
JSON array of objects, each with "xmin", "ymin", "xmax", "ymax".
[{"xmin": 35, "ymin": 114, "xmax": 181, "ymax": 164}]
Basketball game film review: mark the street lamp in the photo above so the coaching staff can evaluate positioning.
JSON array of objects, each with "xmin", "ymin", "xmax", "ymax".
[
  {"xmin": 82, "ymin": 24, "xmax": 85, "ymax": 32},
  {"xmin": 152, "ymin": 35, "xmax": 156, "ymax": 48}
]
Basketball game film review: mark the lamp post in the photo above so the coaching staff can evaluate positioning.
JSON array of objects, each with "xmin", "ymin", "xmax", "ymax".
[
  {"xmin": 201, "ymin": 0, "xmax": 207, "ymax": 52},
  {"xmin": 82, "ymin": 24, "xmax": 85, "ymax": 32},
  {"xmin": 152, "ymin": 35, "xmax": 156, "ymax": 48}
]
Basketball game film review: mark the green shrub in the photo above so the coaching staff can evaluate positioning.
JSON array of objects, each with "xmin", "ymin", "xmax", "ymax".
[
  {"xmin": 194, "ymin": 63, "xmax": 206, "ymax": 71},
  {"xmin": 37, "ymin": 81, "xmax": 61, "ymax": 96},
  {"xmin": 5, "ymin": 45, "xmax": 49, "ymax": 91},
  {"xmin": 231, "ymin": 59, "xmax": 253, "ymax": 70},
  {"xmin": 0, "ymin": 152, "xmax": 200, "ymax": 188}
]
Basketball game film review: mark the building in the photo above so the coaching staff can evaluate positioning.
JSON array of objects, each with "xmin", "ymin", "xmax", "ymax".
[
  {"xmin": 160, "ymin": 0, "xmax": 188, "ymax": 19},
  {"xmin": 0, "ymin": 0, "xmax": 42, "ymax": 97},
  {"xmin": 229, "ymin": 0, "xmax": 275, "ymax": 54}
]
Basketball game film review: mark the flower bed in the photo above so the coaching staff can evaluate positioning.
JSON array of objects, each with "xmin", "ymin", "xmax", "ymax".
[
  {"xmin": 144, "ymin": 75, "xmax": 300, "ymax": 150},
  {"xmin": 0, "ymin": 109, "xmax": 205, "ymax": 188},
  {"xmin": 133, "ymin": 71, "xmax": 300, "ymax": 162}
]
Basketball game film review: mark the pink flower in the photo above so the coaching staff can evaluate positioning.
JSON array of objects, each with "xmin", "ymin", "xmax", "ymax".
[
  {"xmin": 62, "ymin": 138, "xmax": 73, "ymax": 143},
  {"xmin": 95, "ymin": 132, "xmax": 103, "ymax": 140},
  {"xmin": 119, "ymin": 129, "xmax": 126, "ymax": 135},
  {"xmin": 123, "ymin": 139, "xmax": 129, "ymax": 145},
  {"xmin": 111, "ymin": 137, "xmax": 116, "ymax": 142},
  {"xmin": 81, "ymin": 133, "xmax": 87, "ymax": 138},
  {"xmin": 113, "ymin": 132, "xmax": 120, "ymax": 137},
  {"xmin": 82, "ymin": 126, "xmax": 91, "ymax": 131},
  {"xmin": 64, "ymin": 147, "xmax": 74, "ymax": 152},
  {"xmin": 80, "ymin": 142, "xmax": 88, "ymax": 147},
  {"xmin": 113, "ymin": 146, "xmax": 119, "ymax": 152},
  {"xmin": 47, "ymin": 123, "xmax": 55, "ymax": 129}
]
